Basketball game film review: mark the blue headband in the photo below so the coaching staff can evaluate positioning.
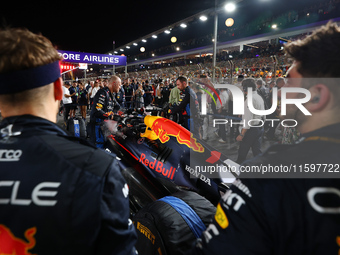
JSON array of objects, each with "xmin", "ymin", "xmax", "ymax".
[{"xmin": 0, "ymin": 61, "xmax": 61, "ymax": 94}]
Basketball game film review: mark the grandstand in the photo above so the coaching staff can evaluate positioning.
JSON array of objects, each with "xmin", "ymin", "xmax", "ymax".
[{"xmin": 64, "ymin": 0, "xmax": 340, "ymax": 83}]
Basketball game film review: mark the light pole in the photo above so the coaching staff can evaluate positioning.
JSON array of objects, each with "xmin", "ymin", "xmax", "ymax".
[
  {"xmin": 212, "ymin": 1, "xmax": 236, "ymax": 83},
  {"xmin": 212, "ymin": 0, "xmax": 218, "ymax": 84}
]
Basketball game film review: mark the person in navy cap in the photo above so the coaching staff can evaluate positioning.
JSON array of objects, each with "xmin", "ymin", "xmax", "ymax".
[{"xmin": 0, "ymin": 28, "xmax": 137, "ymax": 255}]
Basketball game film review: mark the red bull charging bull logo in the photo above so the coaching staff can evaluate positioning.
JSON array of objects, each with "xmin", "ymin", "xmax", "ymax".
[
  {"xmin": 141, "ymin": 116, "xmax": 204, "ymax": 153},
  {"xmin": 0, "ymin": 224, "xmax": 36, "ymax": 255}
]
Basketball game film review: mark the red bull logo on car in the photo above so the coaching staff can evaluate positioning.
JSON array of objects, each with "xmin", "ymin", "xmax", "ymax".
[
  {"xmin": 141, "ymin": 116, "xmax": 204, "ymax": 153},
  {"xmin": 0, "ymin": 224, "xmax": 36, "ymax": 255}
]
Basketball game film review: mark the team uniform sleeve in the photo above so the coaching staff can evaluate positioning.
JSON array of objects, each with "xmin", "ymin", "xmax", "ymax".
[
  {"xmin": 93, "ymin": 90, "xmax": 110, "ymax": 119},
  {"xmin": 113, "ymin": 97, "xmax": 121, "ymax": 112},
  {"xmin": 192, "ymin": 179, "xmax": 273, "ymax": 255},
  {"xmin": 95, "ymin": 160, "xmax": 137, "ymax": 255}
]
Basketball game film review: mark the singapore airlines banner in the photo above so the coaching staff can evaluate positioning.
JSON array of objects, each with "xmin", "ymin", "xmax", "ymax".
[{"xmin": 58, "ymin": 50, "xmax": 127, "ymax": 66}]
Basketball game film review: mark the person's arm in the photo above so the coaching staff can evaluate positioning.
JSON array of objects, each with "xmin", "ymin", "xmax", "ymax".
[
  {"xmin": 69, "ymin": 87, "xmax": 76, "ymax": 97},
  {"xmin": 93, "ymin": 90, "xmax": 112, "ymax": 119},
  {"xmin": 88, "ymin": 88, "xmax": 93, "ymax": 101},
  {"xmin": 113, "ymin": 97, "xmax": 121, "ymax": 112},
  {"xmin": 95, "ymin": 160, "xmax": 137, "ymax": 255},
  {"xmin": 170, "ymin": 89, "xmax": 189, "ymax": 114}
]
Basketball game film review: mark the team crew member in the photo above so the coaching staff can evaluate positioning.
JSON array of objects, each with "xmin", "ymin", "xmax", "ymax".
[
  {"xmin": 170, "ymin": 76, "xmax": 200, "ymax": 135},
  {"xmin": 90, "ymin": 75, "xmax": 121, "ymax": 148},
  {"xmin": 116, "ymin": 85, "xmax": 125, "ymax": 108},
  {"xmin": 192, "ymin": 22, "xmax": 340, "ymax": 255},
  {"xmin": 0, "ymin": 28, "xmax": 136, "ymax": 255}
]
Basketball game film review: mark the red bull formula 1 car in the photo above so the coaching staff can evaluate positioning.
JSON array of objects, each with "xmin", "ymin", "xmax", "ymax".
[{"xmin": 102, "ymin": 109, "xmax": 236, "ymax": 255}]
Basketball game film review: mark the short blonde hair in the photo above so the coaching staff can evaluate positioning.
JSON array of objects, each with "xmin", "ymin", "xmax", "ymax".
[
  {"xmin": 0, "ymin": 28, "xmax": 61, "ymax": 73},
  {"xmin": 0, "ymin": 28, "xmax": 61, "ymax": 104},
  {"xmin": 110, "ymin": 75, "xmax": 120, "ymax": 82}
]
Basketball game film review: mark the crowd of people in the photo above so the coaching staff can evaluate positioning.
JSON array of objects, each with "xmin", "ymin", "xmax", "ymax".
[
  {"xmin": 61, "ymin": 77, "xmax": 173, "ymax": 123},
  {"xmin": 62, "ymin": 65, "xmax": 300, "ymax": 163},
  {"xmin": 123, "ymin": 42, "xmax": 290, "ymax": 74},
  {"xmin": 1, "ymin": 20, "xmax": 340, "ymax": 255},
  {"xmin": 125, "ymin": 0, "xmax": 340, "ymax": 63}
]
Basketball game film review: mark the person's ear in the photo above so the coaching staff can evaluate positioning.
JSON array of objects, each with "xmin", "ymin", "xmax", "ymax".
[
  {"xmin": 305, "ymin": 84, "xmax": 330, "ymax": 112},
  {"xmin": 53, "ymin": 77, "xmax": 63, "ymax": 101}
]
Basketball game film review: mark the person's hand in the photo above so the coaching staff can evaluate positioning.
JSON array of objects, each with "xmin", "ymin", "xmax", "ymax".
[
  {"xmin": 236, "ymin": 135, "xmax": 244, "ymax": 142},
  {"xmin": 117, "ymin": 110, "xmax": 124, "ymax": 117},
  {"xmin": 105, "ymin": 111, "xmax": 114, "ymax": 119}
]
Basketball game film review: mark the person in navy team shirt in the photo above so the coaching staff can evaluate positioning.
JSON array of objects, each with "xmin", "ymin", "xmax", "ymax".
[
  {"xmin": 0, "ymin": 28, "xmax": 137, "ymax": 255},
  {"xmin": 90, "ymin": 75, "xmax": 122, "ymax": 148},
  {"xmin": 192, "ymin": 22, "xmax": 340, "ymax": 255},
  {"xmin": 68, "ymin": 81, "xmax": 79, "ymax": 119}
]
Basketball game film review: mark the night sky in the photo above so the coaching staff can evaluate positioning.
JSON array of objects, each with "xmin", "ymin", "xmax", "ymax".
[
  {"xmin": 1, "ymin": 0, "xmax": 214, "ymax": 53},
  {"xmin": 1, "ymin": 0, "xmax": 312, "ymax": 54}
]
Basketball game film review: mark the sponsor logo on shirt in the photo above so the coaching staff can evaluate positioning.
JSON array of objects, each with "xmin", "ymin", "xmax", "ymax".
[
  {"xmin": 0, "ymin": 225, "xmax": 37, "ymax": 255},
  {"xmin": 122, "ymin": 183, "xmax": 129, "ymax": 198},
  {"xmin": 0, "ymin": 150, "xmax": 22, "ymax": 162},
  {"xmin": 215, "ymin": 203, "xmax": 229, "ymax": 229},
  {"xmin": 0, "ymin": 181, "xmax": 60, "ymax": 206}
]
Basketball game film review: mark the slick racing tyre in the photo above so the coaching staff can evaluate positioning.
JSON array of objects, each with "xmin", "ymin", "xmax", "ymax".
[{"xmin": 133, "ymin": 190, "xmax": 216, "ymax": 255}]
